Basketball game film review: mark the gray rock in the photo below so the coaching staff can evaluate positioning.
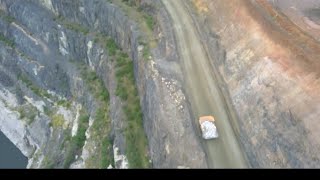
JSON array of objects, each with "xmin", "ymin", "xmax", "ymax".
[{"xmin": 0, "ymin": 0, "xmax": 207, "ymax": 168}]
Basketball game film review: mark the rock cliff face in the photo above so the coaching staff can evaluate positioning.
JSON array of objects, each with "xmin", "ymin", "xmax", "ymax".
[
  {"xmin": 188, "ymin": 0, "xmax": 320, "ymax": 168},
  {"xmin": 2, "ymin": 0, "xmax": 319, "ymax": 169},
  {"xmin": 0, "ymin": 0, "xmax": 206, "ymax": 168}
]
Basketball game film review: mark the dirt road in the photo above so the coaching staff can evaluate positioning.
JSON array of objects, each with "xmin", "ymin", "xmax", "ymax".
[{"xmin": 162, "ymin": 0, "xmax": 248, "ymax": 168}]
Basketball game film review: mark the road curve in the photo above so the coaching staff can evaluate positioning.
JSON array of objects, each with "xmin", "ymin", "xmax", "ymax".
[{"xmin": 162, "ymin": 0, "xmax": 248, "ymax": 168}]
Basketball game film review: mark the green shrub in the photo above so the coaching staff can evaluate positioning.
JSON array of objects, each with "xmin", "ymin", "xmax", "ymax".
[
  {"xmin": 42, "ymin": 156, "xmax": 55, "ymax": 169},
  {"xmin": 64, "ymin": 22, "xmax": 89, "ymax": 35},
  {"xmin": 63, "ymin": 111, "xmax": 89, "ymax": 168},
  {"xmin": 51, "ymin": 114, "xmax": 65, "ymax": 128},
  {"xmin": 78, "ymin": 62, "xmax": 113, "ymax": 168},
  {"xmin": 17, "ymin": 105, "xmax": 39, "ymax": 125},
  {"xmin": 0, "ymin": 10, "xmax": 16, "ymax": 23},
  {"xmin": 57, "ymin": 99, "xmax": 72, "ymax": 109},
  {"xmin": 74, "ymin": 114, "xmax": 89, "ymax": 149},
  {"xmin": 101, "ymin": 136, "xmax": 114, "ymax": 168},
  {"xmin": 113, "ymin": 40, "xmax": 149, "ymax": 168},
  {"xmin": 106, "ymin": 39, "xmax": 118, "ymax": 56},
  {"xmin": 53, "ymin": 14, "xmax": 89, "ymax": 35},
  {"xmin": 99, "ymin": 89, "xmax": 110, "ymax": 102},
  {"xmin": 0, "ymin": 33, "xmax": 14, "ymax": 48},
  {"xmin": 18, "ymin": 74, "xmax": 53, "ymax": 99},
  {"xmin": 144, "ymin": 15, "xmax": 155, "ymax": 31},
  {"xmin": 76, "ymin": 33, "xmax": 149, "ymax": 167},
  {"xmin": 3, "ymin": 15, "xmax": 15, "ymax": 23}
]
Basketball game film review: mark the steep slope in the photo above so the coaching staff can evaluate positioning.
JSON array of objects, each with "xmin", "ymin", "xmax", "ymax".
[{"xmin": 0, "ymin": 0, "xmax": 207, "ymax": 168}]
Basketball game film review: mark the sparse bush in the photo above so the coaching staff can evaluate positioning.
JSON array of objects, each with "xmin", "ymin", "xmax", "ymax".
[
  {"xmin": 113, "ymin": 40, "xmax": 149, "ymax": 168},
  {"xmin": 101, "ymin": 136, "xmax": 114, "ymax": 168},
  {"xmin": 18, "ymin": 74, "xmax": 53, "ymax": 99},
  {"xmin": 0, "ymin": 33, "xmax": 15, "ymax": 48},
  {"xmin": 43, "ymin": 105, "xmax": 53, "ymax": 116},
  {"xmin": 0, "ymin": 10, "xmax": 15, "ymax": 23},
  {"xmin": 64, "ymin": 22, "xmax": 89, "ymax": 35},
  {"xmin": 17, "ymin": 105, "xmax": 39, "ymax": 125},
  {"xmin": 100, "ymin": 89, "xmax": 110, "ymax": 102},
  {"xmin": 77, "ymin": 62, "xmax": 113, "ymax": 168},
  {"xmin": 57, "ymin": 99, "xmax": 72, "ymax": 109},
  {"xmin": 42, "ymin": 156, "xmax": 55, "ymax": 168},
  {"xmin": 144, "ymin": 14, "xmax": 155, "ymax": 31},
  {"xmin": 53, "ymin": 14, "xmax": 89, "ymax": 35},
  {"xmin": 51, "ymin": 114, "xmax": 65, "ymax": 128},
  {"xmin": 3, "ymin": 15, "xmax": 15, "ymax": 23},
  {"xmin": 106, "ymin": 38, "xmax": 118, "ymax": 56},
  {"xmin": 75, "ymin": 32, "xmax": 149, "ymax": 167},
  {"xmin": 63, "ymin": 111, "xmax": 89, "ymax": 168},
  {"xmin": 74, "ymin": 114, "xmax": 89, "ymax": 150}
]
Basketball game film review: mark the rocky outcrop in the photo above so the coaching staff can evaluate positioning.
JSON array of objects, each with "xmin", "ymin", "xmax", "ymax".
[
  {"xmin": 187, "ymin": 0, "xmax": 320, "ymax": 168},
  {"xmin": 0, "ymin": 0, "xmax": 207, "ymax": 168}
]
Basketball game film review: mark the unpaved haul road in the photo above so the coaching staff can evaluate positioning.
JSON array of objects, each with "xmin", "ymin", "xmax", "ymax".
[{"xmin": 162, "ymin": 0, "xmax": 248, "ymax": 168}]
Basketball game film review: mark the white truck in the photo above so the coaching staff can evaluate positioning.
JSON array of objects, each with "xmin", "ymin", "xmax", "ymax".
[{"xmin": 199, "ymin": 116, "xmax": 219, "ymax": 139}]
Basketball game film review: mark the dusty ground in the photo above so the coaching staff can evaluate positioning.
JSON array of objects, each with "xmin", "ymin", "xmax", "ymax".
[{"xmin": 162, "ymin": 0, "xmax": 248, "ymax": 168}]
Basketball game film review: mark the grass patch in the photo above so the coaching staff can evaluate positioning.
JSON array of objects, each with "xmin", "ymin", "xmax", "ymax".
[
  {"xmin": 81, "ymin": 68, "xmax": 110, "ymax": 103},
  {"xmin": 101, "ymin": 135, "xmax": 113, "ymax": 168},
  {"xmin": 75, "ymin": 114, "xmax": 89, "ymax": 148},
  {"xmin": 63, "ymin": 22, "xmax": 89, "ymax": 35},
  {"xmin": 110, "ymin": 0, "xmax": 157, "ymax": 43},
  {"xmin": 106, "ymin": 38, "xmax": 118, "ymax": 56},
  {"xmin": 63, "ymin": 111, "xmax": 90, "ymax": 168},
  {"xmin": 51, "ymin": 114, "xmax": 65, "ymax": 129},
  {"xmin": 53, "ymin": 15, "xmax": 89, "ymax": 35},
  {"xmin": 139, "ymin": 41, "xmax": 151, "ymax": 60},
  {"xmin": 111, "ymin": 40, "xmax": 149, "ymax": 168},
  {"xmin": 90, "ymin": 107, "xmax": 113, "ymax": 168},
  {"xmin": 144, "ymin": 14, "xmax": 155, "ymax": 31},
  {"xmin": 75, "ymin": 62, "xmax": 113, "ymax": 168},
  {"xmin": 3, "ymin": 15, "xmax": 15, "ymax": 23},
  {"xmin": 42, "ymin": 156, "xmax": 55, "ymax": 169},
  {"xmin": 0, "ymin": 33, "xmax": 15, "ymax": 48},
  {"xmin": 17, "ymin": 105, "xmax": 39, "ymax": 125},
  {"xmin": 57, "ymin": 99, "xmax": 72, "ymax": 109},
  {"xmin": 18, "ymin": 74, "xmax": 53, "ymax": 99},
  {"xmin": 0, "ymin": 10, "xmax": 15, "ymax": 23},
  {"xmin": 91, "ymin": 32, "xmax": 149, "ymax": 167},
  {"xmin": 0, "ymin": 11, "xmax": 15, "ymax": 48},
  {"xmin": 43, "ymin": 105, "xmax": 53, "ymax": 117}
]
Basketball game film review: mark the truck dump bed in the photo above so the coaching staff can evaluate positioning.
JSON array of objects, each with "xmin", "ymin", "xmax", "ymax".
[{"xmin": 199, "ymin": 116, "xmax": 219, "ymax": 139}]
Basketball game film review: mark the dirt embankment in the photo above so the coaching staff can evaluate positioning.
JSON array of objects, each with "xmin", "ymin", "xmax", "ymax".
[{"xmin": 189, "ymin": 0, "xmax": 320, "ymax": 167}]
